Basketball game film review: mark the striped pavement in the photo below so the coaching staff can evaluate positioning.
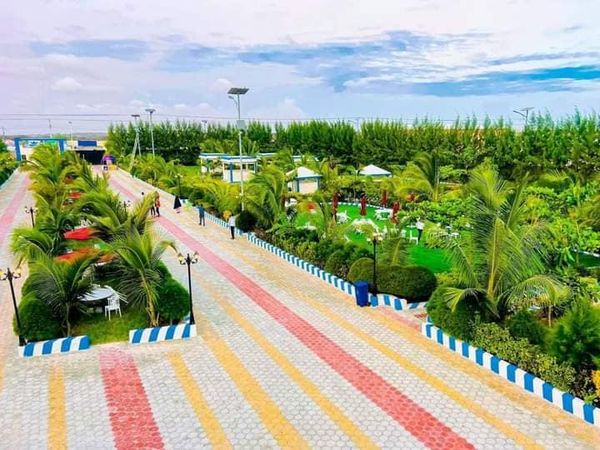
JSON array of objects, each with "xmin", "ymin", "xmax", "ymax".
[{"xmin": 0, "ymin": 168, "xmax": 598, "ymax": 448}]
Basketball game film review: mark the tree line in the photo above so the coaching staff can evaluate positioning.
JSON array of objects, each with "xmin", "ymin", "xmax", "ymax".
[{"xmin": 106, "ymin": 112, "xmax": 600, "ymax": 179}]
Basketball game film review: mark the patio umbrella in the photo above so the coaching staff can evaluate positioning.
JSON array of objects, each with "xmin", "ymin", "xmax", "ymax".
[
  {"xmin": 391, "ymin": 201, "xmax": 400, "ymax": 223},
  {"xmin": 380, "ymin": 190, "xmax": 388, "ymax": 207},
  {"xmin": 64, "ymin": 227, "xmax": 95, "ymax": 240},
  {"xmin": 55, "ymin": 247, "xmax": 94, "ymax": 262},
  {"xmin": 68, "ymin": 191, "xmax": 82, "ymax": 200},
  {"xmin": 359, "ymin": 195, "xmax": 367, "ymax": 217}
]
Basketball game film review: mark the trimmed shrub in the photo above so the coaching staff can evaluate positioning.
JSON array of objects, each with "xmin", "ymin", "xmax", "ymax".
[
  {"xmin": 325, "ymin": 250, "xmax": 347, "ymax": 276},
  {"xmin": 507, "ymin": 310, "xmax": 548, "ymax": 347},
  {"xmin": 156, "ymin": 278, "xmax": 189, "ymax": 324},
  {"xmin": 472, "ymin": 322, "xmax": 575, "ymax": 392},
  {"xmin": 348, "ymin": 257, "xmax": 375, "ymax": 289},
  {"xmin": 379, "ymin": 265, "xmax": 437, "ymax": 302},
  {"xmin": 426, "ymin": 287, "xmax": 480, "ymax": 341},
  {"xmin": 14, "ymin": 294, "xmax": 62, "ymax": 341},
  {"xmin": 550, "ymin": 302, "xmax": 600, "ymax": 371},
  {"xmin": 236, "ymin": 210, "xmax": 257, "ymax": 232}
]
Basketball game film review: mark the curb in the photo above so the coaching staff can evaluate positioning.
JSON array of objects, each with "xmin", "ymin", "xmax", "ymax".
[
  {"xmin": 421, "ymin": 322, "xmax": 600, "ymax": 427},
  {"xmin": 370, "ymin": 293, "xmax": 427, "ymax": 311},
  {"xmin": 19, "ymin": 335, "xmax": 91, "ymax": 358},
  {"xmin": 129, "ymin": 323, "xmax": 197, "ymax": 344}
]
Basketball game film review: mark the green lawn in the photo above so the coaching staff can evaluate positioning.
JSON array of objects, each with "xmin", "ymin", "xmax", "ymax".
[{"xmin": 72, "ymin": 307, "xmax": 148, "ymax": 345}]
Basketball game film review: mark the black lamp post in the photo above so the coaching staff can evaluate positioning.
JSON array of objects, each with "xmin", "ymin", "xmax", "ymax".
[
  {"xmin": 0, "ymin": 267, "xmax": 26, "ymax": 346},
  {"xmin": 368, "ymin": 232, "xmax": 383, "ymax": 294},
  {"xmin": 178, "ymin": 251, "xmax": 198, "ymax": 325},
  {"xmin": 24, "ymin": 206, "xmax": 36, "ymax": 227}
]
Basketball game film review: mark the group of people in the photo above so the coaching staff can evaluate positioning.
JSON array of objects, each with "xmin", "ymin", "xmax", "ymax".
[{"xmin": 141, "ymin": 191, "xmax": 161, "ymax": 217}]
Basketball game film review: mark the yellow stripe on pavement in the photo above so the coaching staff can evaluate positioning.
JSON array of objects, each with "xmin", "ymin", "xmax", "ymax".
[
  {"xmin": 48, "ymin": 365, "xmax": 67, "ymax": 450},
  {"xmin": 168, "ymin": 352, "xmax": 232, "ymax": 449}
]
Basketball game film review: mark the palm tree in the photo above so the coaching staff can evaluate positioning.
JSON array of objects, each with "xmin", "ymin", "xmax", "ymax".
[
  {"xmin": 11, "ymin": 227, "xmax": 69, "ymax": 264},
  {"xmin": 394, "ymin": 151, "xmax": 445, "ymax": 202},
  {"xmin": 195, "ymin": 179, "xmax": 240, "ymax": 215},
  {"xmin": 246, "ymin": 166, "xmax": 290, "ymax": 228},
  {"xmin": 22, "ymin": 144, "xmax": 77, "ymax": 203},
  {"xmin": 441, "ymin": 164, "xmax": 568, "ymax": 318},
  {"xmin": 27, "ymin": 254, "xmax": 98, "ymax": 336},
  {"xmin": 111, "ymin": 229, "xmax": 175, "ymax": 326}
]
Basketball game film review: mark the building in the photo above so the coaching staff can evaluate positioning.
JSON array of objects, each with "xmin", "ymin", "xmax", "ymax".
[
  {"xmin": 287, "ymin": 166, "xmax": 322, "ymax": 194},
  {"xmin": 14, "ymin": 138, "xmax": 66, "ymax": 161},
  {"xmin": 199, "ymin": 152, "xmax": 226, "ymax": 174},
  {"xmin": 221, "ymin": 155, "xmax": 257, "ymax": 183},
  {"xmin": 359, "ymin": 164, "xmax": 391, "ymax": 177}
]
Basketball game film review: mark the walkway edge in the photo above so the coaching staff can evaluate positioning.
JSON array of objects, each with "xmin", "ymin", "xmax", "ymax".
[
  {"xmin": 421, "ymin": 322, "xmax": 600, "ymax": 428},
  {"xmin": 19, "ymin": 335, "xmax": 90, "ymax": 358},
  {"xmin": 129, "ymin": 324, "xmax": 197, "ymax": 344}
]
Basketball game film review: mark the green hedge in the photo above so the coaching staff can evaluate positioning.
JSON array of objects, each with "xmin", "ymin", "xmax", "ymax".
[
  {"xmin": 426, "ymin": 288, "xmax": 480, "ymax": 341},
  {"xmin": 348, "ymin": 257, "xmax": 375, "ymax": 289},
  {"xmin": 236, "ymin": 210, "xmax": 257, "ymax": 232},
  {"xmin": 507, "ymin": 310, "xmax": 548, "ymax": 347},
  {"xmin": 379, "ymin": 265, "xmax": 437, "ymax": 302},
  {"xmin": 156, "ymin": 278, "xmax": 189, "ymax": 324},
  {"xmin": 14, "ymin": 295, "xmax": 62, "ymax": 341}
]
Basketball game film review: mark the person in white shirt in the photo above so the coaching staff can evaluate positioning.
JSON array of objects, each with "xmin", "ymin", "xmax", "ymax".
[
  {"xmin": 228, "ymin": 214, "xmax": 237, "ymax": 239},
  {"xmin": 415, "ymin": 218, "xmax": 425, "ymax": 242}
]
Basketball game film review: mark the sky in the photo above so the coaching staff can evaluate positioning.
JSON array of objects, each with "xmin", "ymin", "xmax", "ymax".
[{"xmin": 1, "ymin": 0, "xmax": 599, "ymax": 134}]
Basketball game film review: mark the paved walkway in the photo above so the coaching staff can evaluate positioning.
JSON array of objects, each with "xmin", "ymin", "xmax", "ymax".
[{"xmin": 0, "ymin": 169, "xmax": 598, "ymax": 449}]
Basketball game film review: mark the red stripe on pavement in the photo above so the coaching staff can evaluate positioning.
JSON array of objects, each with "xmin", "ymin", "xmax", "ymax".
[
  {"xmin": 0, "ymin": 175, "xmax": 29, "ymax": 244},
  {"xmin": 111, "ymin": 175, "xmax": 474, "ymax": 450},
  {"xmin": 100, "ymin": 350, "xmax": 164, "ymax": 450}
]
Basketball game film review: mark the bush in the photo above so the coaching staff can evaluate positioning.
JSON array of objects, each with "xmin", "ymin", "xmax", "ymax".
[
  {"xmin": 550, "ymin": 302, "xmax": 600, "ymax": 371},
  {"xmin": 472, "ymin": 323, "xmax": 575, "ymax": 392},
  {"xmin": 379, "ymin": 265, "xmax": 437, "ymax": 302},
  {"xmin": 14, "ymin": 294, "xmax": 62, "ymax": 341},
  {"xmin": 236, "ymin": 210, "xmax": 257, "ymax": 232},
  {"xmin": 348, "ymin": 257, "xmax": 375, "ymax": 289},
  {"xmin": 156, "ymin": 279, "xmax": 189, "ymax": 324},
  {"xmin": 324, "ymin": 244, "xmax": 371, "ymax": 279},
  {"xmin": 426, "ymin": 287, "xmax": 481, "ymax": 341},
  {"xmin": 507, "ymin": 310, "xmax": 548, "ymax": 347}
]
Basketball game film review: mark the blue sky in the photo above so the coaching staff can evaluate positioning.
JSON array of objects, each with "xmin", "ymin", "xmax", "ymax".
[{"xmin": 1, "ymin": 0, "xmax": 599, "ymax": 133}]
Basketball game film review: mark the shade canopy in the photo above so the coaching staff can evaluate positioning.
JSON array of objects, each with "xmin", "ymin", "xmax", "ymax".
[
  {"xmin": 64, "ymin": 227, "xmax": 95, "ymax": 240},
  {"xmin": 286, "ymin": 166, "xmax": 321, "ymax": 179},
  {"xmin": 359, "ymin": 164, "xmax": 391, "ymax": 177}
]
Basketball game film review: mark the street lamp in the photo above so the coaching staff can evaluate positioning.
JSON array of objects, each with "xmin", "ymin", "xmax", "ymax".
[
  {"xmin": 0, "ymin": 267, "xmax": 26, "ymax": 346},
  {"xmin": 228, "ymin": 87, "xmax": 249, "ymax": 210},
  {"xmin": 24, "ymin": 206, "xmax": 36, "ymax": 227},
  {"xmin": 513, "ymin": 107, "xmax": 534, "ymax": 127},
  {"xmin": 145, "ymin": 108, "xmax": 156, "ymax": 157},
  {"xmin": 367, "ymin": 231, "xmax": 384, "ymax": 294},
  {"xmin": 178, "ymin": 252, "xmax": 199, "ymax": 325},
  {"xmin": 68, "ymin": 121, "xmax": 74, "ymax": 150}
]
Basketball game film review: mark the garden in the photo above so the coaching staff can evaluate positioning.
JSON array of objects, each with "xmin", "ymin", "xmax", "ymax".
[
  {"xmin": 107, "ymin": 113, "xmax": 600, "ymax": 405},
  {"xmin": 10, "ymin": 145, "xmax": 190, "ymax": 345}
]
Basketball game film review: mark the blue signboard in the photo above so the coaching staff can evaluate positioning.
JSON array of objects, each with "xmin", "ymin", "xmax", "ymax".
[{"xmin": 14, "ymin": 138, "xmax": 66, "ymax": 161}]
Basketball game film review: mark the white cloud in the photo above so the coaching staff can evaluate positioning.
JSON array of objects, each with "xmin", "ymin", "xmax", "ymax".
[{"xmin": 51, "ymin": 77, "xmax": 83, "ymax": 92}]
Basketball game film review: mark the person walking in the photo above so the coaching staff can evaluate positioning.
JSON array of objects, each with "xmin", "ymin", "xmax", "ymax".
[
  {"xmin": 154, "ymin": 194, "xmax": 161, "ymax": 217},
  {"xmin": 197, "ymin": 203, "xmax": 206, "ymax": 226},
  {"xmin": 228, "ymin": 213, "xmax": 237, "ymax": 239},
  {"xmin": 174, "ymin": 195, "xmax": 182, "ymax": 214},
  {"xmin": 150, "ymin": 202, "xmax": 156, "ymax": 217},
  {"xmin": 415, "ymin": 217, "xmax": 425, "ymax": 243}
]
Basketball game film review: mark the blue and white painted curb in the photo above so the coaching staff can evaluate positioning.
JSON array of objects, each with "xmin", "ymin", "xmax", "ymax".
[
  {"xmin": 205, "ymin": 212, "xmax": 243, "ymax": 236},
  {"xmin": 422, "ymin": 322, "xmax": 600, "ymax": 427},
  {"xmin": 129, "ymin": 323, "xmax": 197, "ymax": 345},
  {"xmin": 19, "ymin": 335, "xmax": 91, "ymax": 358},
  {"xmin": 370, "ymin": 293, "xmax": 427, "ymax": 311}
]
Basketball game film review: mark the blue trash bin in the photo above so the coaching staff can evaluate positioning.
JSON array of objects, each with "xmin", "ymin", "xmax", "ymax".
[{"xmin": 354, "ymin": 281, "xmax": 369, "ymax": 307}]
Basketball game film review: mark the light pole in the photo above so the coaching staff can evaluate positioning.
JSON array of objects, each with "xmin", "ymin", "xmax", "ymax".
[
  {"xmin": 368, "ymin": 231, "xmax": 383, "ymax": 294},
  {"xmin": 0, "ymin": 267, "xmax": 26, "ymax": 346},
  {"xmin": 228, "ymin": 87, "xmax": 249, "ymax": 210},
  {"xmin": 68, "ymin": 121, "xmax": 74, "ymax": 150},
  {"xmin": 178, "ymin": 252, "xmax": 198, "ymax": 325},
  {"xmin": 513, "ymin": 107, "xmax": 534, "ymax": 128},
  {"xmin": 145, "ymin": 108, "xmax": 156, "ymax": 157},
  {"xmin": 128, "ymin": 114, "xmax": 141, "ymax": 172},
  {"xmin": 48, "ymin": 118, "xmax": 52, "ymax": 137},
  {"xmin": 24, "ymin": 206, "xmax": 36, "ymax": 227}
]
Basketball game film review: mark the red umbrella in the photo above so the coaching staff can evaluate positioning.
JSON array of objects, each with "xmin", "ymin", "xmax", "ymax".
[
  {"xmin": 64, "ymin": 227, "xmax": 95, "ymax": 240},
  {"xmin": 359, "ymin": 195, "xmax": 367, "ymax": 216},
  {"xmin": 380, "ymin": 190, "xmax": 388, "ymax": 207},
  {"xmin": 68, "ymin": 191, "xmax": 82, "ymax": 200},
  {"xmin": 55, "ymin": 247, "xmax": 93, "ymax": 262},
  {"xmin": 391, "ymin": 201, "xmax": 400, "ymax": 223}
]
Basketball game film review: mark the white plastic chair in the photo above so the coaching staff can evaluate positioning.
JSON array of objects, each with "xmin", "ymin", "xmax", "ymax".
[
  {"xmin": 336, "ymin": 211, "xmax": 349, "ymax": 223},
  {"xmin": 104, "ymin": 294, "xmax": 122, "ymax": 320}
]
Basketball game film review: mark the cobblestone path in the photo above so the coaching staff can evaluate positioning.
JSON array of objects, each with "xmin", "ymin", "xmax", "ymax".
[{"xmin": 0, "ymin": 169, "xmax": 598, "ymax": 449}]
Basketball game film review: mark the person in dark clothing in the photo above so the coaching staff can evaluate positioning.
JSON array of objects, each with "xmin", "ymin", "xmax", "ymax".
[
  {"xmin": 228, "ymin": 214, "xmax": 236, "ymax": 239},
  {"xmin": 174, "ymin": 195, "xmax": 182, "ymax": 214},
  {"xmin": 197, "ymin": 204, "xmax": 206, "ymax": 226},
  {"xmin": 154, "ymin": 194, "xmax": 161, "ymax": 217}
]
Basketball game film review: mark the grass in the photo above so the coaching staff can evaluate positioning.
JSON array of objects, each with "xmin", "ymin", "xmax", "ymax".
[{"xmin": 72, "ymin": 307, "xmax": 148, "ymax": 345}]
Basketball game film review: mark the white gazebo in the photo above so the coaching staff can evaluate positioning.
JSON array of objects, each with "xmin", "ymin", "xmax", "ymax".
[
  {"xmin": 221, "ymin": 155, "xmax": 257, "ymax": 183},
  {"xmin": 287, "ymin": 166, "xmax": 322, "ymax": 194},
  {"xmin": 199, "ymin": 152, "xmax": 226, "ymax": 174},
  {"xmin": 359, "ymin": 164, "xmax": 391, "ymax": 177}
]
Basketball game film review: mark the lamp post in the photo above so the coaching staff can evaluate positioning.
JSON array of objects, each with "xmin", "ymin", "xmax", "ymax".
[
  {"xmin": 178, "ymin": 252, "xmax": 198, "ymax": 325},
  {"xmin": 24, "ymin": 206, "xmax": 36, "ymax": 227},
  {"xmin": 145, "ymin": 108, "xmax": 156, "ymax": 157},
  {"xmin": 228, "ymin": 87, "xmax": 249, "ymax": 210},
  {"xmin": 0, "ymin": 267, "xmax": 26, "ymax": 346},
  {"xmin": 68, "ymin": 121, "xmax": 74, "ymax": 150},
  {"xmin": 368, "ymin": 231, "xmax": 383, "ymax": 294}
]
